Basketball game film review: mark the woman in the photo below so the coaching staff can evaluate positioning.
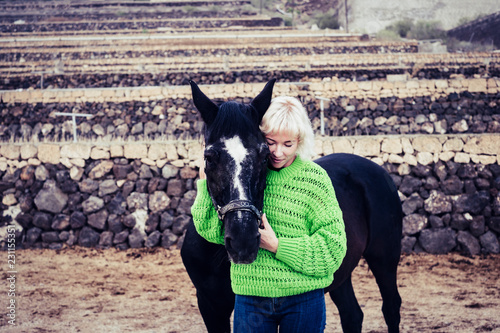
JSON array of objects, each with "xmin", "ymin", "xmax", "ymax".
[{"xmin": 192, "ymin": 96, "xmax": 347, "ymax": 333}]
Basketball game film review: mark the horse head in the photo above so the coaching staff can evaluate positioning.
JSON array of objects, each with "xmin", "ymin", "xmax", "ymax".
[{"xmin": 190, "ymin": 79, "xmax": 275, "ymax": 264}]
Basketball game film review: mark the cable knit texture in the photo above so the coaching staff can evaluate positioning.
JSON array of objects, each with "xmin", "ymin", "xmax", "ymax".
[{"xmin": 191, "ymin": 156, "xmax": 347, "ymax": 297}]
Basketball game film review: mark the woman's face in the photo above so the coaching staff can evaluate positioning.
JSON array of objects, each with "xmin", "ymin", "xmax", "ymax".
[{"xmin": 265, "ymin": 131, "xmax": 299, "ymax": 169}]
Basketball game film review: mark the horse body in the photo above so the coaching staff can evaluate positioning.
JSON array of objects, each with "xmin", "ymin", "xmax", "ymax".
[
  {"xmin": 181, "ymin": 80, "xmax": 402, "ymax": 333},
  {"xmin": 316, "ymin": 153, "xmax": 402, "ymax": 332}
]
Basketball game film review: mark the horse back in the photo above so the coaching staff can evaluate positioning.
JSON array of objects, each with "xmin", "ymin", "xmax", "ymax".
[{"xmin": 314, "ymin": 153, "xmax": 403, "ymax": 288}]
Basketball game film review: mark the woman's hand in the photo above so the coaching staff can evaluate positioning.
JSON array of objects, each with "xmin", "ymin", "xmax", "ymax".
[{"xmin": 259, "ymin": 214, "xmax": 279, "ymax": 253}]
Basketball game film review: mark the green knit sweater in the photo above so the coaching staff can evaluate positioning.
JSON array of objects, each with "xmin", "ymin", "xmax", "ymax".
[{"xmin": 191, "ymin": 156, "xmax": 347, "ymax": 298}]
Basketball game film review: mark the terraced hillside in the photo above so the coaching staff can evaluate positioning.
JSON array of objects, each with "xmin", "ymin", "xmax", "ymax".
[
  {"xmin": 2, "ymin": 0, "xmax": 498, "ymax": 91},
  {"xmin": 1, "ymin": 0, "xmax": 500, "ymax": 258}
]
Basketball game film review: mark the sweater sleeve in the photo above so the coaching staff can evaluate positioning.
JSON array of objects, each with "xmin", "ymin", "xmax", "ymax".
[
  {"xmin": 190, "ymin": 179, "xmax": 225, "ymax": 245},
  {"xmin": 275, "ymin": 172, "xmax": 347, "ymax": 278}
]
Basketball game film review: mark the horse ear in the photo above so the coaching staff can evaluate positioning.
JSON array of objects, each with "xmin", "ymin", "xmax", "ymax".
[
  {"xmin": 251, "ymin": 78, "xmax": 276, "ymax": 122},
  {"xmin": 190, "ymin": 80, "xmax": 219, "ymax": 126}
]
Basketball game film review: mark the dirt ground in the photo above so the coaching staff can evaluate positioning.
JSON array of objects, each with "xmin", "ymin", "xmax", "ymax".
[{"xmin": 1, "ymin": 247, "xmax": 499, "ymax": 333}]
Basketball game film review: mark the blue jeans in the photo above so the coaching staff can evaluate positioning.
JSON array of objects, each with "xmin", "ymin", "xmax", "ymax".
[{"xmin": 233, "ymin": 289, "xmax": 326, "ymax": 333}]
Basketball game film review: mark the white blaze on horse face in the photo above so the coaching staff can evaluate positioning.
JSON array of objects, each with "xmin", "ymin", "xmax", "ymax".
[{"xmin": 223, "ymin": 136, "xmax": 248, "ymax": 201}]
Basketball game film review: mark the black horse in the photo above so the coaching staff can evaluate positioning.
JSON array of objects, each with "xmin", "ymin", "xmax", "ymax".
[{"xmin": 181, "ymin": 79, "xmax": 403, "ymax": 333}]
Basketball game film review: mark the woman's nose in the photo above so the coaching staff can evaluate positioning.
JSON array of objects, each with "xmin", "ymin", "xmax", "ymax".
[{"xmin": 272, "ymin": 145, "xmax": 283, "ymax": 156}]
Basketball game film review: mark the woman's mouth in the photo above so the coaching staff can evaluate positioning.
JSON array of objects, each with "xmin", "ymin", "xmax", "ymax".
[{"xmin": 270, "ymin": 158, "xmax": 285, "ymax": 167}]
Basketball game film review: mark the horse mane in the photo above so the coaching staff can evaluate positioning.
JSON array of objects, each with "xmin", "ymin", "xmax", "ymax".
[{"xmin": 206, "ymin": 101, "xmax": 259, "ymax": 142}]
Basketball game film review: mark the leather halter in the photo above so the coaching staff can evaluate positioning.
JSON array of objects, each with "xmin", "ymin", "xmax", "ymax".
[
  {"xmin": 212, "ymin": 198, "xmax": 263, "ymax": 228},
  {"xmin": 216, "ymin": 200, "xmax": 262, "ymax": 221}
]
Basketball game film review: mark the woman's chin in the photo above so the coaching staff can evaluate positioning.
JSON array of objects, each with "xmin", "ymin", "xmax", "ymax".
[{"xmin": 269, "ymin": 161, "xmax": 284, "ymax": 169}]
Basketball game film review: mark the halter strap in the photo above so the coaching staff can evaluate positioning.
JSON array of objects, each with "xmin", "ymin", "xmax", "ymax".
[
  {"xmin": 206, "ymin": 180, "xmax": 263, "ymax": 227},
  {"xmin": 213, "ymin": 199, "xmax": 263, "ymax": 228}
]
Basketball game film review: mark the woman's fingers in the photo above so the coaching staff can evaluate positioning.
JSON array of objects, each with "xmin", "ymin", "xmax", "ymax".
[
  {"xmin": 261, "ymin": 213, "xmax": 269, "ymax": 229},
  {"xmin": 259, "ymin": 214, "xmax": 278, "ymax": 253}
]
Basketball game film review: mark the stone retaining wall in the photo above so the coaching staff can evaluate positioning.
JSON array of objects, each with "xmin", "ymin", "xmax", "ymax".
[
  {"xmin": 1, "ymin": 134, "xmax": 499, "ymax": 255},
  {"xmin": 2, "ymin": 17, "xmax": 283, "ymax": 34},
  {"xmin": 2, "ymin": 59, "xmax": 498, "ymax": 90},
  {"xmin": 2, "ymin": 78, "xmax": 498, "ymax": 104},
  {"xmin": 1, "ymin": 78, "xmax": 499, "ymax": 143}
]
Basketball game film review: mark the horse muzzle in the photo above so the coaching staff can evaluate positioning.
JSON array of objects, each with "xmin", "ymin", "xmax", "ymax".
[
  {"xmin": 225, "ymin": 231, "xmax": 261, "ymax": 264},
  {"xmin": 217, "ymin": 201, "xmax": 262, "ymax": 264}
]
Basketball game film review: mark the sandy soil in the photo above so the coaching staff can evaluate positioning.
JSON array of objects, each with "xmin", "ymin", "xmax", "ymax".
[{"xmin": 1, "ymin": 247, "xmax": 499, "ymax": 333}]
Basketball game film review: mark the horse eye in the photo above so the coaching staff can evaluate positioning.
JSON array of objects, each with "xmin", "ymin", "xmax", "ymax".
[{"xmin": 204, "ymin": 150, "xmax": 217, "ymax": 165}]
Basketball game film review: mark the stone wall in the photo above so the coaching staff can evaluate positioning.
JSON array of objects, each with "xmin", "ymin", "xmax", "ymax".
[
  {"xmin": 1, "ymin": 77, "xmax": 499, "ymax": 255},
  {"xmin": 1, "ymin": 17, "xmax": 283, "ymax": 34},
  {"xmin": 315, "ymin": 135, "xmax": 500, "ymax": 255},
  {"xmin": 2, "ymin": 77, "xmax": 498, "ymax": 104},
  {"xmin": 0, "ymin": 141, "xmax": 201, "ymax": 251},
  {"xmin": 2, "ymin": 55, "xmax": 497, "ymax": 91},
  {"xmin": 1, "ymin": 78, "xmax": 499, "ymax": 143},
  {"xmin": 1, "ymin": 134, "xmax": 499, "ymax": 255}
]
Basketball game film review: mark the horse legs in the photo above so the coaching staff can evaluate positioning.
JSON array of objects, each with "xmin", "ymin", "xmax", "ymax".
[
  {"xmin": 328, "ymin": 276, "xmax": 363, "ymax": 333},
  {"xmin": 181, "ymin": 222, "xmax": 234, "ymax": 333},
  {"xmin": 195, "ymin": 275, "xmax": 234, "ymax": 333},
  {"xmin": 363, "ymin": 254, "xmax": 402, "ymax": 333}
]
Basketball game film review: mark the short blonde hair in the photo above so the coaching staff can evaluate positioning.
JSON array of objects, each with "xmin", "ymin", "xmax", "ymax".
[{"xmin": 260, "ymin": 96, "xmax": 315, "ymax": 160}]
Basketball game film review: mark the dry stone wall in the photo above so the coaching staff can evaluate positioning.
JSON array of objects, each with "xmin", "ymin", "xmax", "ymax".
[
  {"xmin": 0, "ymin": 141, "xmax": 201, "ymax": 251},
  {"xmin": 2, "ymin": 52, "xmax": 497, "ymax": 91},
  {"xmin": 1, "ymin": 78, "xmax": 499, "ymax": 142},
  {"xmin": 0, "ymin": 134, "xmax": 499, "ymax": 255},
  {"xmin": 1, "ymin": 78, "xmax": 499, "ymax": 255},
  {"xmin": 3, "ymin": 77, "xmax": 498, "ymax": 104},
  {"xmin": 1, "ymin": 17, "xmax": 284, "ymax": 34}
]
